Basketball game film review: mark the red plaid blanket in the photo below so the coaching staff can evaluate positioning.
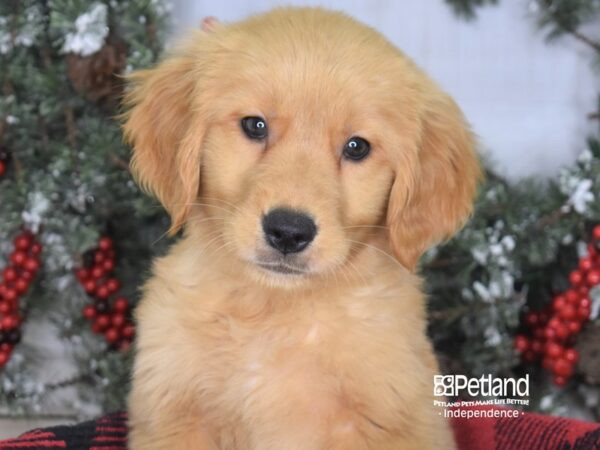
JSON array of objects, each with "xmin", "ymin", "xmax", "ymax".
[{"xmin": 0, "ymin": 406, "xmax": 598, "ymax": 449}]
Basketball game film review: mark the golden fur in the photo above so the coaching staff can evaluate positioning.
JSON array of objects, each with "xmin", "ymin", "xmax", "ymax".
[{"xmin": 123, "ymin": 7, "xmax": 481, "ymax": 450}]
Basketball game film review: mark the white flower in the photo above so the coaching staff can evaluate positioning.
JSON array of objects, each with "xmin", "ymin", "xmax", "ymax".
[
  {"xmin": 471, "ymin": 247, "xmax": 488, "ymax": 264},
  {"xmin": 501, "ymin": 235, "xmax": 516, "ymax": 252},
  {"xmin": 577, "ymin": 240, "xmax": 589, "ymax": 258},
  {"xmin": 562, "ymin": 234, "xmax": 574, "ymax": 245},
  {"xmin": 484, "ymin": 326, "xmax": 502, "ymax": 346},
  {"xmin": 489, "ymin": 243, "xmax": 504, "ymax": 256},
  {"xmin": 568, "ymin": 179, "xmax": 594, "ymax": 214},
  {"xmin": 62, "ymin": 3, "xmax": 109, "ymax": 56},
  {"xmin": 473, "ymin": 281, "xmax": 492, "ymax": 302},
  {"xmin": 578, "ymin": 148, "xmax": 593, "ymax": 164},
  {"xmin": 0, "ymin": 17, "xmax": 11, "ymax": 54},
  {"xmin": 560, "ymin": 171, "xmax": 594, "ymax": 214},
  {"xmin": 22, "ymin": 192, "xmax": 50, "ymax": 232},
  {"xmin": 501, "ymin": 271, "xmax": 514, "ymax": 295}
]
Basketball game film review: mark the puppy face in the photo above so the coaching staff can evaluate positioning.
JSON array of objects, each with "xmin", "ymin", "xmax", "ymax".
[{"xmin": 123, "ymin": 8, "xmax": 481, "ymax": 287}]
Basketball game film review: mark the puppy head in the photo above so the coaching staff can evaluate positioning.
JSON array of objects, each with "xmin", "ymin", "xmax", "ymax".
[{"xmin": 123, "ymin": 8, "xmax": 481, "ymax": 287}]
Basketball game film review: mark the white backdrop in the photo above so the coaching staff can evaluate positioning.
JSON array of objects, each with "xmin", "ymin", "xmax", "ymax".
[{"xmin": 171, "ymin": 0, "xmax": 598, "ymax": 179}]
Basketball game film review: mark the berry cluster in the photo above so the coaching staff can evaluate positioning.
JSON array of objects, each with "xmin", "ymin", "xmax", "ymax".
[
  {"xmin": 0, "ymin": 229, "xmax": 42, "ymax": 368},
  {"xmin": 514, "ymin": 225, "xmax": 600, "ymax": 386},
  {"xmin": 75, "ymin": 237, "xmax": 135, "ymax": 351}
]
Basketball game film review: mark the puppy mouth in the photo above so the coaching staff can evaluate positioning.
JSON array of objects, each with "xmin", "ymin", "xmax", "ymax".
[{"xmin": 256, "ymin": 262, "xmax": 307, "ymax": 275}]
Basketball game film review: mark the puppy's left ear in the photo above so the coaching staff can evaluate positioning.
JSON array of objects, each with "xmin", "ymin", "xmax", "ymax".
[
  {"xmin": 122, "ymin": 46, "xmax": 206, "ymax": 234},
  {"xmin": 387, "ymin": 93, "xmax": 482, "ymax": 270}
]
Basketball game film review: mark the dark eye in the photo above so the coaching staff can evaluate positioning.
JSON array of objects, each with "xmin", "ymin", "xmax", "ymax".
[
  {"xmin": 343, "ymin": 137, "xmax": 370, "ymax": 161},
  {"xmin": 241, "ymin": 116, "xmax": 268, "ymax": 140}
]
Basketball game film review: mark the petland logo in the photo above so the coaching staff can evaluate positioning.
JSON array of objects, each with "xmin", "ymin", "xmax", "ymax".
[{"xmin": 434, "ymin": 374, "xmax": 529, "ymax": 398}]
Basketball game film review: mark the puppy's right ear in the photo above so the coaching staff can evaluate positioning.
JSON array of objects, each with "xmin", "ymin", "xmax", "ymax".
[{"xmin": 122, "ymin": 49, "xmax": 204, "ymax": 234}]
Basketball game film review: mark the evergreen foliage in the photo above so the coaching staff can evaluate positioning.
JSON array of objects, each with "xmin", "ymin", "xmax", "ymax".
[{"xmin": 0, "ymin": 0, "xmax": 170, "ymax": 418}]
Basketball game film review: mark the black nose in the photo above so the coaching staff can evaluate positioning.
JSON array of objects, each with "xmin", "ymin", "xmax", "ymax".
[{"xmin": 262, "ymin": 208, "xmax": 317, "ymax": 255}]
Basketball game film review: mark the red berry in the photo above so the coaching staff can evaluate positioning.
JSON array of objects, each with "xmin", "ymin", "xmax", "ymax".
[
  {"xmin": 0, "ymin": 352, "xmax": 9, "ymax": 367},
  {"xmin": 103, "ymin": 259, "xmax": 115, "ymax": 272},
  {"xmin": 567, "ymin": 321, "xmax": 581, "ymax": 334},
  {"xmin": 96, "ymin": 285, "xmax": 110, "ymax": 300},
  {"xmin": 516, "ymin": 338, "xmax": 530, "ymax": 354},
  {"xmin": 593, "ymin": 225, "xmax": 600, "ymax": 241},
  {"xmin": 579, "ymin": 257, "xmax": 594, "ymax": 272},
  {"xmin": 553, "ymin": 376, "xmax": 568, "ymax": 387},
  {"xmin": 524, "ymin": 312, "xmax": 538, "ymax": 327},
  {"xmin": 24, "ymin": 258, "xmax": 40, "ymax": 272},
  {"xmin": 119, "ymin": 340, "xmax": 131, "ymax": 352},
  {"xmin": 10, "ymin": 251, "xmax": 27, "ymax": 267},
  {"xmin": 0, "ymin": 161, "xmax": 5, "ymax": 177},
  {"xmin": 588, "ymin": 244, "xmax": 598, "ymax": 258},
  {"xmin": 565, "ymin": 348, "xmax": 579, "ymax": 364},
  {"xmin": 106, "ymin": 278, "xmax": 120, "ymax": 294},
  {"xmin": 544, "ymin": 327, "xmax": 557, "ymax": 341},
  {"xmin": 578, "ymin": 306, "xmax": 591, "ymax": 321},
  {"xmin": 0, "ymin": 343, "xmax": 13, "ymax": 354},
  {"xmin": 3, "ymin": 268, "xmax": 17, "ymax": 283},
  {"xmin": 0, "ymin": 301, "xmax": 11, "ymax": 314},
  {"xmin": 75, "ymin": 268, "xmax": 89, "ymax": 282},
  {"xmin": 91, "ymin": 322, "xmax": 104, "ymax": 334},
  {"xmin": 84, "ymin": 279, "xmax": 96, "ymax": 294},
  {"xmin": 569, "ymin": 270, "xmax": 584, "ymax": 286},
  {"xmin": 586, "ymin": 270, "xmax": 600, "ymax": 286},
  {"xmin": 95, "ymin": 315, "xmax": 110, "ymax": 330},
  {"xmin": 14, "ymin": 235, "xmax": 31, "ymax": 250},
  {"xmin": 1, "ymin": 315, "xmax": 17, "ymax": 330},
  {"xmin": 559, "ymin": 304, "xmax": 577, "ymax": 321},
  {"xmin": 548, "ymin": 317, "xmax": 561, "ymax": 329},
  {"xmin": 3, "ymin": 288, "xmax": 17, "ymax": 303},
  {"xmin": 546, "ymin": 342, "xmax": 563, "ymax": 358},
  {"xmin": 555, "ymin": 324, "xmax": 569, "ymax": 340},
  {"xmin": 105, "ymin": 327, "xmax": 120, "ymax": 343},
  {"xmin": 122, "ymin": 324, "xmax": 135, "ymax": 339},
  {"xmin": 14, "ymin": 278, "xmax": 29, "ymax": 295},
  {"xmin": 98, "ymin": 237, "xmax": 113, "ymax": 251},
  {"xmin": 111, "ymin": 313, "xmax": 126, "ymax": 328},
  {"xmin": 20, "ymin": 271, "xmax": 33, "ymax": 281},
  {"xmin": 30, "ymin": 243, "xmax": 42, "ymax": 256},
  {"xmin": 113, "ymin": 297, "xmax": 129, "ymax": 313},
  {"xmin": 553, "ymin": 359, "xmax": 573, "ymax": 377},
  {"xmin": 553, "ymin": 297, "xmax": 566, "ymax": 312},
  {"xmin": 91, "ymin": 266, "xmax": 104, "ymax": 279},
  {"xmin": 578, "ymin": 286, "xmax": 590, "ymax": 297},
  {"xmin": 82, "ymin": 305, "xmax": 96, "ymax": 320},
  {"xmin": 580, "ymin": 297, "xmax": 591, "ymax": 308},
  {"xmin": 94, "ymin": 251, "xmax": 106, "ymax": 264},
  {"xmin": 565, "ymin": 290, "xmax": 579, "ymax": 304}
]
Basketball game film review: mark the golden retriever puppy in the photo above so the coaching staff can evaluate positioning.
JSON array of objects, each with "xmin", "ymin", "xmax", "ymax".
[{"xmin": 123, "ymin": 7, "xmax": 480, "ymax": 450}]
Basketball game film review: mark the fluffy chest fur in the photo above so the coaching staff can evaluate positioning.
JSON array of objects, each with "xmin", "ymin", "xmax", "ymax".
[{"xmin": 131, "ymin": 241, "xmax": 441, "ymax": 449}]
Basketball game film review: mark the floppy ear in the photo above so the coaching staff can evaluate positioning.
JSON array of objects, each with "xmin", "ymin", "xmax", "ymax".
[
  {"xmin": 387, "ymin": 93, "xmax": 482, "ymax": 270},
  {"xmin": 122, "ymin": 51, "xmax": 205, "ymax": 234}
]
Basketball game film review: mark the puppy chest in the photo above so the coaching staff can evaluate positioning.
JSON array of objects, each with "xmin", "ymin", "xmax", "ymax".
[{"xmin": 208, "ymin": 313, "xmax": 422, "ymax": 429}]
